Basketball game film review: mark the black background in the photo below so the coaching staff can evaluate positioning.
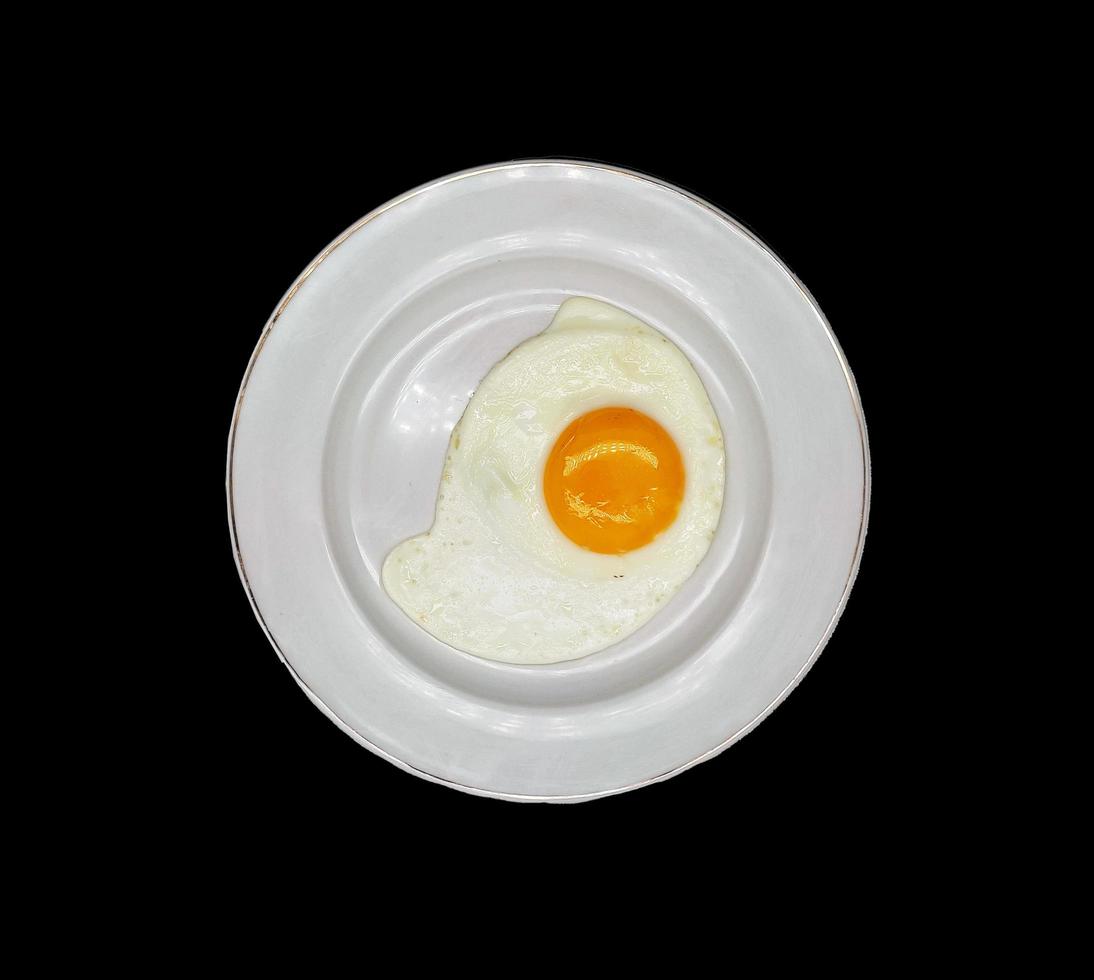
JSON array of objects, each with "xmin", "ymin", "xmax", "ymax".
[{"xmin": 197, "ymin": 142, "xmax": 902, "ymax": 842}]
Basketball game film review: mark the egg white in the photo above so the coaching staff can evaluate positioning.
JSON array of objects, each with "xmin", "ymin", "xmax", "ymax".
[{"xmin": 381, "ymin": 297, "xmax": 725, "ymax": 665}]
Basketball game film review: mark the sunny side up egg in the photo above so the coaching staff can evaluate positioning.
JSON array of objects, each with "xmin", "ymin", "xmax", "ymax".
[{"xmin": 381, "ymin": 297, "xmax": 725, "ymax": 665}]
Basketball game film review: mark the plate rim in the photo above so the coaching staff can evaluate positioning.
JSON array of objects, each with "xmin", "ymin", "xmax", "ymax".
[{"xmin": 225, "ymin": 159, "xmax": 872, "ymax": 803}]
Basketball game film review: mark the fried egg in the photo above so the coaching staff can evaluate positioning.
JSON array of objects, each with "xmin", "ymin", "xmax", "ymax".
[{"xmin": 381, "ymin": 297, "xmax": 725, "ymax": 665}]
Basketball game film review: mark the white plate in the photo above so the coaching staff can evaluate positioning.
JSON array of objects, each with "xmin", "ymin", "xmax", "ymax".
[{"xmin": 227, "ymin": 161, "xmax": 869, "ymax": 802}]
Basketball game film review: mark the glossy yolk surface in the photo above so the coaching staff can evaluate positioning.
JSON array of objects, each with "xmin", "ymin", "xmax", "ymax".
[{"xmin": 543, "ymin": 407, "xmax": 685, "ymax": 554}]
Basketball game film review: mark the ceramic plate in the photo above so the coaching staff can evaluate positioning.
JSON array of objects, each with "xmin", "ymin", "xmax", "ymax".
[{"xmin": 227, "ymin": 161, "xmax": 869, "ymax": 801}]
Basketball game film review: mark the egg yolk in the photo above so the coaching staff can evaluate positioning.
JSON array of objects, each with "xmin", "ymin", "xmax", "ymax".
[{"xmin": 544, "ymin": 407, "xmax": 685, "ymax": 554}]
